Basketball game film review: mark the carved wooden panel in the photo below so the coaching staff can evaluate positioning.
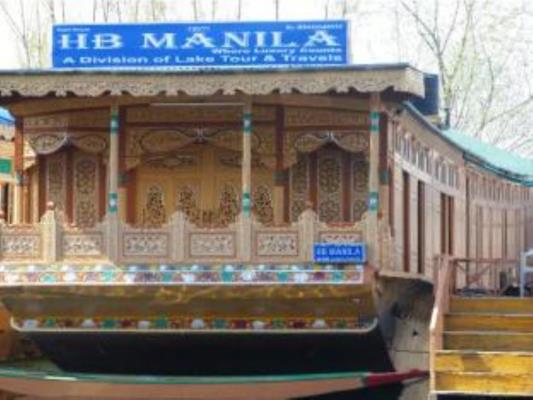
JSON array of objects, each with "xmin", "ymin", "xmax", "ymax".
[
  {"xmin": 255, "ymin": 232, "xmax": 299, "ymax": 257},
  {"xmin": 252, "ymin": 184, "xmax": 274, "ymax": 225},
  {"xmin": 318, "ymin": 232, "xmax": 363, "ymax": 243},
  {"xmin": 189, "ymin": 233, "xmax": 236, "ymax": 258},
  {"xmin": 46, "ymin": 152, "xmax": 67, "ymax": 212},
  {"xmin": 175, "ymin": 183, "xmax": 200, "ymax": 223},
  {"xmin": 73, "ymin": 153, "xmax": 99, "ymax": 227},
  {"xmin": 143, "ymin": 184, "xmax": 166, "ymax": 227},
  {"xmin": 317, "ymin": 150, "xmax": 342, "ymax": 222},
  {"xmin": 63, "ymin": 233, "xmax": 103, "ymax": 257},
  {"xmin": 289, "ymin": 155, "xmax": 309, "ymax": 222},
  {"xmin": 352, "ymin": 159, "xmax": 368, "ymax": 221},
  {"xmin": 1, "ymin": 233, "xmax": 41, "ymax": 258},
  {"xmin": 123, "ymin": 232, "xmax": 169, "ymax": 258},
  {"xmin": 217, "ymin": 183, "xmax": 239, "ymax": 226}
]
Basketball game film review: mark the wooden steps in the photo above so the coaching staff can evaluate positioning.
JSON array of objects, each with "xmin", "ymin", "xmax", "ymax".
[
  {"xmin": 435, "ymin": 350, "xmax": 533, "ymax": 374},
  {"xmin": 433, "ymin": 296, "xmax": 533, "ymax": 397},
  {"xmin": 450, "ymin": 296, "xmax": 533, "ymax": 314},
  {"xmin": 436, "ymin": 371, "xmax": 533, "ymax": 396},
  {"xmin": 445, "ymin": 313, "xmax": 533, "ymax": 333}
]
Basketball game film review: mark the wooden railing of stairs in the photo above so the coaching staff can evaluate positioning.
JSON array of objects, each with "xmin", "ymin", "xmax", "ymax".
[{"xmin": 430, "ymin": 256, "xmax": 533, "ymax": 398}]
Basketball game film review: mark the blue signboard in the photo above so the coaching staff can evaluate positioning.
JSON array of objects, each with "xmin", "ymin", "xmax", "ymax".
[
  {"xmin": 313, "ymin": 243, "xmax": 366, "ymax": 264},
  {"xmin": 52, "ymin": 21, "xmax": 349, "ymax": 70}
]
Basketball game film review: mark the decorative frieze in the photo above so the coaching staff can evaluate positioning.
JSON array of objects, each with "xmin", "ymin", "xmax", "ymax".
[
  {"xmin": 13, "ymin": 315, "xmax": 373, "ymax": 332},
  {"xmin": 122, "ymin": 233, "xmax": 169, "ymax": 258},
  {"xmin": 1, "ymin": 234, "xmax": 41, "ymax": 258},
  {"xmin": 0, "ymin": 68, "xmax": 425, "ymax": 97},
  {"xmin": 0, "ymin": 264, "xmax": 365, "ymax": 285},
  {"xmin": 256, "ymin": 232, "xmax": 299, "ymax": 257},
  {"xmin": 62, "ymin": 233, "xmax": 103, "ymax": 257},
  {"xmin": 318, "ymin": 232, "xmax": 363, "ymax": 243},
  {"xmin": 189, "ymin": 233, "xmax": 235, "ymax": 257}
]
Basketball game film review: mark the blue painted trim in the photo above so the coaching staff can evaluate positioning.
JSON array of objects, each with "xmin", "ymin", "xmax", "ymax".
[
  {"xmin": 243, "ymin": 113, "xmax": 252, "ymax": 135},
  {"xmin": 242, "ymin": 192, "xmax": 251, "ymax": 216},
  {"xmin": 367, "ymin": 192, "xmax": 378, "ymax": 212},
  {"xmin": 108, "ymin": 192, "xmax": 118, "ymax": 213},
  {"xmin": 370, "ymin": 111, "xmax": 380, "ymax": 133}
]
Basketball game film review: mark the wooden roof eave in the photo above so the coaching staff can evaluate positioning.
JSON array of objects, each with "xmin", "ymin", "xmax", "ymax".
[{"xmin": 0, "ymin": 65, "xmax": 425, "ymax": 100}]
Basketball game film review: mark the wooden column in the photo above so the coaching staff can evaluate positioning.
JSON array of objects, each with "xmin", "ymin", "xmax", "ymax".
[
  {"xmin": 273, "ymin": 105, "xmax": 286, "ymax": 225},
  {"xmin": 242, "ymin": 100, "xmax": 252, "ymax": 218},
  {"xmin": 241, "ymin": 99, "xmax": 253, "ymax": 261},
  {"xmin": 118, "ymin": 108, "xmax": 128, "ymax": 222},
  {"xmin": 108, "ymin": 105, "xmax": 120, "ymax": 216},
  {"xmin": 13, "ymin": 117, "xmax": 23, "ymax": 224},
  {"xmin": 106, "ymin": 105, "xmax": 120, "ymax": 262},
  {"xmin": 0, "ymin": 183, "xmax": 5, "ymax": 222},
  {"xmin": 367, "ymin": 93, "xmax": 381, "ymax": 267}
]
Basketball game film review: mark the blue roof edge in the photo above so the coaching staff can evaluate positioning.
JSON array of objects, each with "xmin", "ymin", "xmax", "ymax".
[
  {"xmin": 402, "ymin": 101, "xmax": 533, "ymax": 187},
  {"xmin": 0, "ymin": 108, "xmax": 14, "ymax": 125}
]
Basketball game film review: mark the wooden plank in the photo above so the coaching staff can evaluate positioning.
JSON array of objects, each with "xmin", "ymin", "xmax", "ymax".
[
  {"xmin": 436, "ymin": 371, "xmax": 533, "ymax": 396},
  {"xmin": 450, "ymin": 297, "xmax": 533, "ymax": 314},
  {"xmin": 435, "ymin": 350, "xmax": 533, "ymax": 374},
  {"xmin": 444, "ymin": 332, "xmax": 533, "ymax": 351},
  {"xmin": 445, "ymin": 313, "xmax": 533, "ymax": 333}
]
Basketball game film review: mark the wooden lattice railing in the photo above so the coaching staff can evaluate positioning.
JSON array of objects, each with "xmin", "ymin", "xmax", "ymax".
[{"xmin": 0, "ymin": 206, "xmax": 367, "ymax": 265}]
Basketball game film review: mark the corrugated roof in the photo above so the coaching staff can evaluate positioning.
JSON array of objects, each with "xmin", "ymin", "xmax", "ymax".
[
  {"xmin": 442, "ymin": 129, "xmax": 533, "ymax": 179},
  {"xmin": 403, "ymin": 102, "xmax": 533, "ymax": 184}
]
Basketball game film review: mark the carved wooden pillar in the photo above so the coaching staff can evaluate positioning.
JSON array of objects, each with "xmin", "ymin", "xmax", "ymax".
[
  {"xmin": 106, "ymin": 105, "xmax": 120, "ymax": 262},
  {"xmin": 274, "ymin": 105, "xmax": 286, "ymax": 225},
  {"xmin": 108, "ymin": 105, "xmax": 120, "ymax": 216},
  {"xmin": 0, "ymin": 183, "xmax": 6, "ymax": 222},
  {"xmin": 241, "ymin": 99, "xmax": 253, "ymax": 261},
  {"xmin": 118, "ymin": 107, "xmax": 128, "ymax": 223},
  {"xmin": 242, "ymin": 100, "xmax": 252, "ymax": 218},
  {"xmin": 367, "ymin": 92, "xmax": 381, "ymax": 267},
  {"xmin": 13, "ymin": 117, "xmax": 23, "ymax": 224}
]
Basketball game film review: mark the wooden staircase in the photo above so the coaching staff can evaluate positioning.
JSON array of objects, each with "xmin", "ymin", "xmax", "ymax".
[{"xmin": 433, "ymin": 296, "xmax": 533, "ymax": 397}]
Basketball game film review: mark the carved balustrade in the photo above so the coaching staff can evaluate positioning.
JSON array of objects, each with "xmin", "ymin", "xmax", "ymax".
[{"xmin": 0, "ymin": 208, "xmax": 366, "ymax": 265}]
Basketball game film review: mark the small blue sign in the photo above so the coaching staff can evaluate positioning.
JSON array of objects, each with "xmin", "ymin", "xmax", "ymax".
[
  {"xmin": 52, "ymin": 21, "xmax": 349, "ymax": 70},
  {"xmin": 313, "ymin": 243, "xmax": 366, "ymax": 264}
]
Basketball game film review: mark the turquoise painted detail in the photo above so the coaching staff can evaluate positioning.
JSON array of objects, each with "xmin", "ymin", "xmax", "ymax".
[
  {"xmin": 42, "ymin": 274, "xmax": 56, "ymax": 283},
  {"xmin": 108, "ymin": 192, "xmax": 118, "ymax": 213},
  {"xmin": 0, "ymin": 359, "xmax": 381, "ymax": 385},
  {"xmin": 332, "ymin": 271, "xmax": 344, "ymax": 282},
  {"xmin": 154, "ymin": 318, "xmax": 169, "ymax": 329},
  {"xmin": 368, "ymin": 191, "xmax": 379, "ymax": 212},
  {"xmin": 221, "ymin": 270, "xmax": 234, "ymax": 282},
  {"xmin": 213, "ymin": 319, "xmax": 227, "ymax": 329},
  {"xmin": 277, "ymin": 271, "xmax": 288, "ymax": 282},
  {"xmin": 102, "ymin": 319, "xmax": 117, "ymax": 329},
  {"xmin": 242, "ymin": 192, "xmax": 251, "ymax": 215},
  {"xmin": 0, "ymin": 158, "xmax": 12, "ymax": 174},
  {"xmin": 44, "ymin": 318, "xmax": 56, "ymax": 328},
  {"xmin": 370, "ymin": 111, "xmax": 380, "ymax": 133},
  {"xmin": 103, "ymin": 271, "xmax": 115, "ymax": 282},
  {"xmin": 243, "ymin": 112, "xmax": 252, "ymax": 134},
  {"xmin": 15, "ymin": 171, "xmax": 23, "ymax": 185},
  {"xmin": 379, "ymin": 169, "xmax": 389, "ymax": 184},
  {"xmin": 110, "ymin": 108, "xmax": 119, "ymax": 134},
  {"xmin": 161, "ymin": 272, "xmax": 173, "ymax": 283}
]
